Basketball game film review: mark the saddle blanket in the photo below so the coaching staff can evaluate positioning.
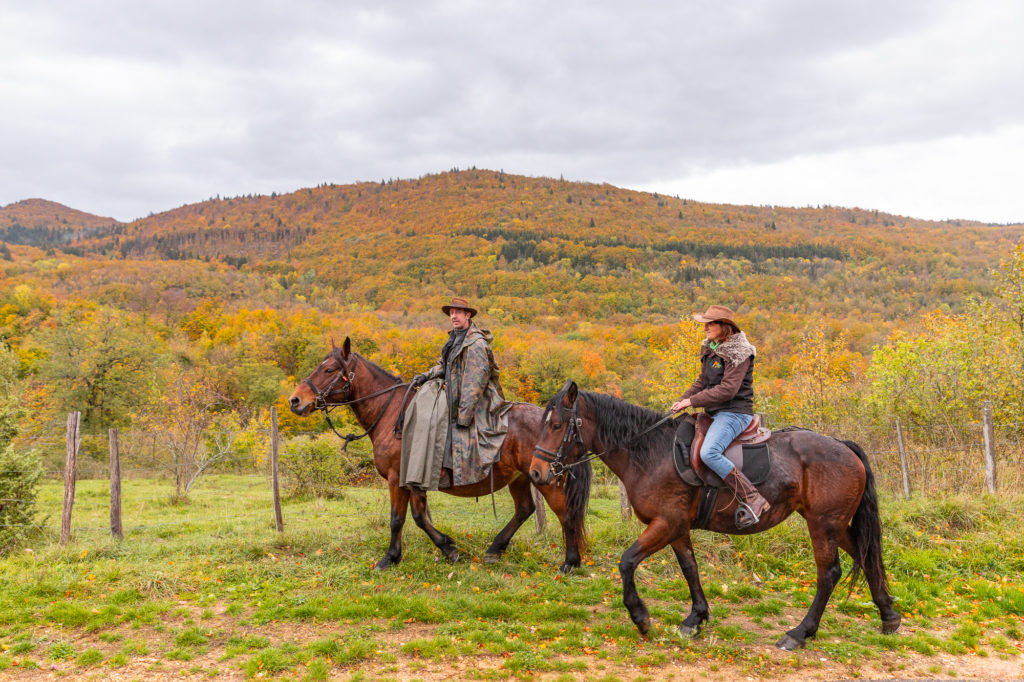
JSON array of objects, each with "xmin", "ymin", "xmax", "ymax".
[{"xmin": 672, "ymin": 419, "xmax": 772, "ymax": 488}]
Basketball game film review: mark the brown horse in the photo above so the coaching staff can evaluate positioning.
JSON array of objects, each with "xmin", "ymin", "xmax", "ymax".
[
  {"xmin": 528, "ymin": 380, "xmax": 900, "ymax": 650},
  {"xmin": 288, "ymin": 338, "xmax": 590, "ymax": 572}
]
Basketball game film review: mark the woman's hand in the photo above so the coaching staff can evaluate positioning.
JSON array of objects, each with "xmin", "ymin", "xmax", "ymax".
[{"xmin": 670, "ymin": 398, "xmax": 692, "ymax": 413}]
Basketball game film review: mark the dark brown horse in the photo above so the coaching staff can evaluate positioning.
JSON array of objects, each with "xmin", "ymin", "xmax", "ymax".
[
  {"xmin": 528, "ymin": 380, "xmax": 900, "ymax": 650},
  {"xmin": 288, "ymin": 338, "xmax": 590, "ymax": 572}
]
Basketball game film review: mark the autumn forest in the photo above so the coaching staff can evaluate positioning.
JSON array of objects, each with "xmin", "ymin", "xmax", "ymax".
[{"xmin": 2, "ymin": 169, "xmax": 1023, "ymax": 493}]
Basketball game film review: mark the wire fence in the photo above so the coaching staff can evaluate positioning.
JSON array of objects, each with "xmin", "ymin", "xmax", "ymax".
[
  {"xmin": 1, "ymin": 473, "xmax": 523, "ymax": 543},
  {"xmin": 828, "ymin": 417, "xmax": 1023, "ymax": 496},
  {"xmin": 3, "ymin": 407, "xmax": 1022, "ymax": 546}
]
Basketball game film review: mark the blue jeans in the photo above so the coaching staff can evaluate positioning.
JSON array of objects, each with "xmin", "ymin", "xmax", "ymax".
[{"xmin": 700, "ymin": 412, "xmax": 753, "ymax": 479}]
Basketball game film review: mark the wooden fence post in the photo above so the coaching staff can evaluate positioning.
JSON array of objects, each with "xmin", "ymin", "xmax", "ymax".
[
  {"xmin": 109, "ymin": 428, "xmax": 123, "ymax": 540},
  {"xmin": 531, "ymin": 484, "xmax": 546, "ymax": 533},
  {"xmin": 619, "ymin": 480, "xmax": 632, "ymax": 520},
  {"xmin": 60, "ymin": 412, "xmax": 81, "ymax": 546},
  {"xmin": 270, "ymin": 406, "xmax": 284, "ymax": 532},
  {"xmin": 895, "ymin": 418, "xmax": 911, "ymax": 498},
  {"xmin": 982, "ymin": 400, "xmax": 997, "ymax": 494}
]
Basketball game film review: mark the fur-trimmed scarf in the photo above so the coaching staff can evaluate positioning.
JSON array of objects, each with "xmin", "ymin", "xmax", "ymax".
[{"xmin": 701, "ymin": 331, "xmax": 756, "ymax": 367}]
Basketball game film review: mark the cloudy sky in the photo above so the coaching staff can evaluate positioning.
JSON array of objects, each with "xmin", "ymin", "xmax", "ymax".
[{"xmin": 2, "ymin": 0, "xmax": 1022, "ymax": 224}]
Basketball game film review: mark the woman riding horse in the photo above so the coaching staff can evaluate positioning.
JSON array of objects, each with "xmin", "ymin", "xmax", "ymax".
[
  {"xmin": 529, "ymin": 380, "xmax": 900, "ymax": 650},
  {"xmin": 670, "ymin": 305, "xmax": 768, "ymax": 527}
]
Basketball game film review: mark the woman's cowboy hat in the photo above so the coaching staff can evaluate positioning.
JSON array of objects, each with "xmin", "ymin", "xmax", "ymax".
[
  {"xmin": 441, "ymin": 297, "xmax": 478, "ymax": 317},
  {"xmin": 692, "ymin": 305, "xmax": 740, "ymax": 331}
]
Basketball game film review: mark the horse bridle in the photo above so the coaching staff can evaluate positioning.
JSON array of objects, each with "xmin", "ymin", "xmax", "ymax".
[
  {"xmin": 304, "ymin": 350, "xmax": 355, "ymax": 411},
  {"xmin": 304, "ymin": 351, "xmax": 409, "ymax": 450},
  {"xmin": 532, "ymin": 399, "xmax": 593, "ymax": 478},
  {"xmin": 533, "ymin": 395, "xmax": 675, "ymax": 478}
]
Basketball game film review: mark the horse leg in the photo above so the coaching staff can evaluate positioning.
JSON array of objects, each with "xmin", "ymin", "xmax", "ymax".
[
  {"xmin": 376, "ymin": 483, "xmax": 410, "ymax": 570},
  {"xmin": 777, "ymin": 522, "xmax": 843, "ymax": 650},
  {"xmin": 670, "ymin": 533, "xmax": 710, "ymax": 637},
  {"xmin": 619, "ymin": 520, "xmax": 674, "ymax": 635},
  {"xmin": 408, "ymin": 490, "xmax": 460, "ymax": 563},
  {"xmin": 839, "ymin": 531, "xmax": 901, "ymax": 633},
  {"xmin": 482, "ymin": 476, "xmax": 535, "ymax": 564},
  {"xmin": 536, "ymin": 484, "xmax": 582, "ymax": 573}
]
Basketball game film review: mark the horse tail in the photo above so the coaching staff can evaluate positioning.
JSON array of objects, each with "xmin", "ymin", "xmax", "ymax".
[
  {"xmin": 843, "ymin": 439, "xmax": 890, "ymax": 596},
  {"xmin": 562, "ymin": 459, "xmax": 591, "ymax": 554}
]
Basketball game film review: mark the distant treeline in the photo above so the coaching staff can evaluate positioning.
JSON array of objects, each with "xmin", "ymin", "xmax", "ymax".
[
  {"xmin": 0, "ymin": 222, "xmax": 119, "ymax": 247},
  {"xmin": 111, "ymin": 225, "xmax": 315, "ymax": 262},
  {"xmin": 460, "ymin": 227, "xmax": 846, "ymax": 279}
]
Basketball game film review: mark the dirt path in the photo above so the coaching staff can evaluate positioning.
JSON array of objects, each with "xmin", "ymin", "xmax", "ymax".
[{"xmin": 3, "ymin": 617, "xmax": 1021, "ymax": 682}]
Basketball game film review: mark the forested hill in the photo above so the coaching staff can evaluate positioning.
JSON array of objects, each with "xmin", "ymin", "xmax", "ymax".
[
  {"xmin": 0, "ymin": 199, "xmax": 120, "ymax": 247},
  {"xmin": 68, "ymin": 170, "xmax": 1019, "ymax": 329},
  {"xmin": 3, "ymin": 169, "xmax": 1023, "ymax": 429},
  {"xmin": 7, "ymin": 168, "xmax": 1023, "ymax": 357}
]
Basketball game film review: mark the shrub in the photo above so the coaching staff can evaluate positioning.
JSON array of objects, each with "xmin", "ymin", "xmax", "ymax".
[
  {"xmin": 279, "ymin": 434, "xmax": 370, "ymax": 497},
  {"xmin": 0, "ymin": 446, "xmax": 43, "ymax": 553}
]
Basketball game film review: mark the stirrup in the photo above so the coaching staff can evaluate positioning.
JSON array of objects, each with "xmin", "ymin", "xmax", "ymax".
[{"xmin": 734, "ymin": 503, "xmax": 761, "ymax": 529}]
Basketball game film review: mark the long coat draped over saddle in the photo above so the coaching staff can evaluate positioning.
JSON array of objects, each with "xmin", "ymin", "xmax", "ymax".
[{"xmin": 400, "ymin": 323, "xmax": 509, "ymax": 488}]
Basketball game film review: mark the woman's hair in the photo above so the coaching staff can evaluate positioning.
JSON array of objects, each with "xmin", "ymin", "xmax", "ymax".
[{"xmin": 716, "ymin": 322, "xmax": 739, "ymax": 342}]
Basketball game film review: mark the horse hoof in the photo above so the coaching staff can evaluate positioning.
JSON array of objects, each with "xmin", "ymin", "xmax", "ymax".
[
  {"xmin": 776, "ymin": 634, "xmax": 804, "ymax": 651},
  {"xmin": 374, "ymin": 557, "xmax": 396, "ymax": 571},
  {"xmin": 445, "ymin": 549, "xmax": 460, "ymax": 564},
  {"xmin": 677, "ymin": 622, "xmax": 702, "ymax": 638},
  {"xmin": 881, "ymin": 616, "xmax": 902, "ymax": 634},
  {"xmin": 483, "ymin": 552, "xmax": 500, "ymax": 564},
  {"xmin": 559, "ymin": 562, "xmax": 578, "ymax": 574},
  {"xmin": 636, "ymin": 617, "xmax": 652, "ymax": 635}
]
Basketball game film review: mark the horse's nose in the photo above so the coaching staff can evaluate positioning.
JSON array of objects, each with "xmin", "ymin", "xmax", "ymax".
[
  {"xmin": 289, "ymin": 395, "xmax": 300, "ymax": 408},
  {"xmin": 529, "ymin": 468, "xmax": 542, "ymax": 485}
]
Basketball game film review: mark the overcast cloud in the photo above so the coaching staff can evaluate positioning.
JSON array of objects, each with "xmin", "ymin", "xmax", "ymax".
[{"xmin": 1, "ymin": 0, "xmax": 1022, "ymax": 223}]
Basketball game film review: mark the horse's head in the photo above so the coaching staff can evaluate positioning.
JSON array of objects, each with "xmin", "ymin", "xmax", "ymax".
[
  {"xmin": 289, "ymin": 336, "xmax": 358, "ymax": 416},
  {"xmin": 530, "ymin": 379, "xmax": 587, "ymax": 486}
]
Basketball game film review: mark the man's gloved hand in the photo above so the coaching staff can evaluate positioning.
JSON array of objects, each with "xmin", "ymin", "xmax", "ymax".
[{"xmin": 410, "ymin": 373, "xmax": 428, "ymax": 388}]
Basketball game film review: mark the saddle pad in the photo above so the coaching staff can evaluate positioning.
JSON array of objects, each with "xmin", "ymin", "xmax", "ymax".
[{"xmin": 674, "ymin": 426, "xmax": 772, "ymax": 487}]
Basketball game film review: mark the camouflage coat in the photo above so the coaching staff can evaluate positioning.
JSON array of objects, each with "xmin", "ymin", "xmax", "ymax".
[{"xmin": 422, "ymin": 323, "xmax": 509, "ymax": 486}]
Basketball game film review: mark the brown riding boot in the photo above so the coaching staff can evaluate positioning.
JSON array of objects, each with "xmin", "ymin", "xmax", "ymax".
[{"xmin": 724, "ymin": 468, "xmax": 770, "ymax": 529}]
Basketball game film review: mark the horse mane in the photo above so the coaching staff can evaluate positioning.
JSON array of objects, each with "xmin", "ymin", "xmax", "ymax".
[
  {"xmin": 544, "ymin": 385, "xmax": 674, "ymax": 468},
  {"xmin": 347, "ymin": 351, "xmax": 403, "ymax": 384}
]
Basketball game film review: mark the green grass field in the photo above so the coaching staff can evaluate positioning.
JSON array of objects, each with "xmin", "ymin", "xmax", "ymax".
[{"xmin": 1, "ymin": 474, "xmax": 1022, "ymax": 680}]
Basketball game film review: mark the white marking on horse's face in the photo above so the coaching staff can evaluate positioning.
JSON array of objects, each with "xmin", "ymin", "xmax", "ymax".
[{"xmin": 544, "ymin": 411, "xmax": 551, "ymax": 425}]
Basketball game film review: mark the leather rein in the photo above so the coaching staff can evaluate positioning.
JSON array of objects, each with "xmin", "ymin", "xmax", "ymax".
[
  {"xmin": 532, "ymin": 397, "xmax": 678, "ymax": 478},
  {"xmin": 305, "ymin": 355, "xmax": 411, "ymax": 450}
]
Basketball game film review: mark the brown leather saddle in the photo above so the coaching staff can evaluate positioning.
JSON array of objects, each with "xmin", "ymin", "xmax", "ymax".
[{"xmin": 674, "ymin": 413, "xmax": 772, "ymax": 488}]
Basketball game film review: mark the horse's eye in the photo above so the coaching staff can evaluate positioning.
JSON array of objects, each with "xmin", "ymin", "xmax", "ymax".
[{"xmin": 325, "ymin": 367, "xmax": 335, "ymax": 373}]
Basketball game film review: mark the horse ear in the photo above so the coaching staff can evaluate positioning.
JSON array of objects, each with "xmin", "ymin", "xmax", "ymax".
[
  {"xmin": 342, "ymin": 337, "xmax": 352, "ymax": 359},
  {"xmin": 330, "ymin": 336, "xmax": 337, "ymax": 350},
  {"xmin": 561, "ymin": 379, "xmax": 578, "ymax": 409}
]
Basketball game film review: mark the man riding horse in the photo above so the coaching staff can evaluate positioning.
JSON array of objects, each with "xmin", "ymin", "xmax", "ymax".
[{"xmin": 402, "ymin": 297, "xmax": 509, "ymax": 489}]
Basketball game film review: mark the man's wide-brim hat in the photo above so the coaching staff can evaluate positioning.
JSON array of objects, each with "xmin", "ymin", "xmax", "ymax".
[
  {"xmin": 441, "ymin": 297, "xmax": 478, "ymax": 317},
  {"xmin": 692, "ymin": 305, "xmax": 740, "ymax": 330}
]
